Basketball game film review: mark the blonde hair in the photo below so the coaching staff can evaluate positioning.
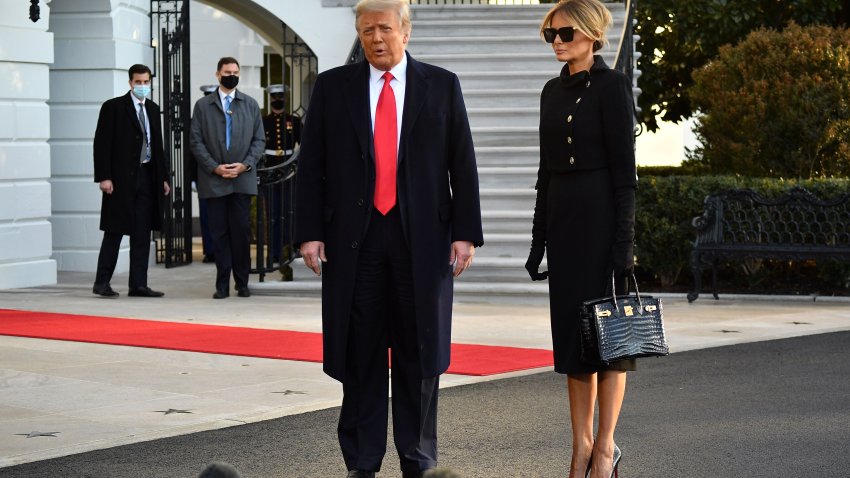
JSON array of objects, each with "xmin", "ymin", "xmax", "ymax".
[
  {"xmin": 355, "ymin": 0, "xmax": 412, "ymax": 34},
  {"xmin": 540, "ymin": 0, "xmax": 612, "ymax": 52}
]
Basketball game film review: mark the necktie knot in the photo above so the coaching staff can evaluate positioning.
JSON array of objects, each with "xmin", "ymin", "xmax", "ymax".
[{"xmin": 382, "ymin": 71, "xmax": 394, "ymax": 83}]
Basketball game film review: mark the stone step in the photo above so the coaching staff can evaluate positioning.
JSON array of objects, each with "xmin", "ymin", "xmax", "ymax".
[
  {"xmin": 479, "ymin": 187, "xmax": 536, "ymax": 211},
  {"xmin": 410, "ymin": 36, "xmax": 616, "ymax": 56},
  {"xmin": 482, "ymin": 209, "xmax": 533, "ymax": 234},
  {"xmin": 475, "ymin": 146, "xmax": 539, "ymax": 167},
  {"xmin": 461, "ymin": 88, "xmax": 540, "ymax": 109},
  {"xmin": 471, "ymin": 126, "xmax": 537, "ymax": 147},
  {"xmin": 411, "ymin": 18, "xmax": 545, "ymax": 38},
  {"xmin": 457, "ymin": 70, "xmax": 556, "ymax": 90},
  {"xmin": 477, "ymin": 166, "xmax": 537, "ymax": 188},
  {"xmin": 468, "ymin": 107, "xmax": 538, "ymax": 128},
  {"xmin": 413, "ymin": 52, "xmax": 560, "ymax": 74},
  {"xmin": 479, "ymin": 232, "xmax": 533, "ymax": 258},
  {"xmin": 252, "ymin": 274, "xmax": 551, "ymax": 304},
  {"xmin": 455, "ymin": 256, "xmax": 545, "ymax": 283},
  {"xmin": 410, "ymin": 4, "xmax": 555, "ymax": 22}
]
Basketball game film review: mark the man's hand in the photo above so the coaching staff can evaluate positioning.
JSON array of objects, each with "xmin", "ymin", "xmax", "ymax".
[
  {"xmin": 449, "ymin": 240, "xmax": 475, "ymax": 277},
  {"xmin": 300, "ymin": 241, "xmax": 327, "ymax": 276},
  {"xmin": 99, "ymin": 180, "xmax": 114, "ymax": 194},
  {"xmin": 163, "ymin": 181, "xmax": 171, "ymax": 196},
  {"xmin": 214, "ymin": 163, "xmax": 247, "ymax": 179}
]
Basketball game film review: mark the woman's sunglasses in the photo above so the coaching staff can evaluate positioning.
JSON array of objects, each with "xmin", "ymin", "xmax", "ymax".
[{"xmin": 543, "ymin": 27, "xmax": 575, "ymax": 43}]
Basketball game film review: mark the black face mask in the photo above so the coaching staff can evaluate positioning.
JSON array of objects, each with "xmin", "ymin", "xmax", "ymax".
[
  {"xmin": 220, "ymin": 75, "xmax": 239, "ymax": 90},
  {"xmin": 271, "ymin": 100, "xmax": 285, "ymax": 110}
]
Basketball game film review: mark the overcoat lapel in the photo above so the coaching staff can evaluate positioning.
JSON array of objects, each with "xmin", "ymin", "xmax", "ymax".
[
  {"xmin": 399, "ymin": 54, "xmax": 429, "ymax": 167},
  {"xmin": 345, "ymin": 61, "xmax": 373, "ymax": 165},
  {"xmin": 124, "ymin": 92, "xmax": 143, "ymax": 135}
]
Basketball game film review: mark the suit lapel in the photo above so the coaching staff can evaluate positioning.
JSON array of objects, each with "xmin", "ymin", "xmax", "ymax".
[
  {"xmin": 345, "ymin": 61, "xmax": 372, "ymax": 165},
  {"xmin": 399, "ymin": 53, "xmax": 429, "ymax": 166}
]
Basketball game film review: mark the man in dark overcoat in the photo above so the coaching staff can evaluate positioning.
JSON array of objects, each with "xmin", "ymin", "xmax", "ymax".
[
  {"xmin": 294, "ymin": 1, "xmax": 483, "ymax": 476},
  {"xmin": 92, "ymin": 63, "xmax": 170, "ymax": 298}
]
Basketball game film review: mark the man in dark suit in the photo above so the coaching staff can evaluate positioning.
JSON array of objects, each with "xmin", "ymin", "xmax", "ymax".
[
  {"xmin": 295, "ymin": 1, "xmax": 483, "ymax": 476},
  {"xmin": 92, "ymin": 64, "xmax": 170, "ymax": 298},
  {"xmin": 190, "ymin": 57, "xmax": 265, "ymax": 299}
]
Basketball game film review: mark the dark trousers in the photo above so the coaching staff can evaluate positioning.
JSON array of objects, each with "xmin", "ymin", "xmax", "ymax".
[
  {"xmin": 260, "ymin": 182, "xmax": 282, "ymax": 260},
  {"xmin": 198, "ymin": 196, "xmax": 213, "ymax": 256},
  {"xmin": 94, "ymin": 163, "xmax": 155, "ymax": 290},
  {"xmin": 338, "ymin": 207, "xmax": 439, "ymax": 474},
  {"xmin": 207, "ymin": 193, "xmax": 251, "ymax": 293}
]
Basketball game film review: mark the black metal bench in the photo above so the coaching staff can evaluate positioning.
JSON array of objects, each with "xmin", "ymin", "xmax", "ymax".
[{"xmin": 687, "ymin": 187, "xmax": 850, "ymax": 302}]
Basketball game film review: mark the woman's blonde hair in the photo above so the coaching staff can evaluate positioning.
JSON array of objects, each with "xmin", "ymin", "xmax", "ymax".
[
  {"xmin": 355, "ymin": 0, "xmax": 412, "ymax": 34},
  {"xmin": 540, "ymin": 0, "xmax": 613, "ymax": 52}
]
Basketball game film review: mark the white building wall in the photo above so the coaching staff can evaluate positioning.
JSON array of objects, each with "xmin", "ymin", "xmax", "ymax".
[
  {"xmin": 189, "ymin": 2, "xmax": 266, "ymax": 109},
  {"xmin": 49, "ymin": 0, "xmax": 154, "ymax": 273},
  {"xmin": 0, "ymin": 0, "xmax": 58, "ymax": 289}
]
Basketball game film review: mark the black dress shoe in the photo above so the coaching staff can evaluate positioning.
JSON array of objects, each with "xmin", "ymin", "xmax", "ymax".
[
  {"xmin": 92, "ymin": 284, "xmax": 119, "ymax": 297},
  {"xmin": 236, "ymin": 287, "xmax": 250, "ymax": 298},
  {"xmin": 402, "ymin": 471, "xmax": 427, "ymax": 478},
  {"xmin": 213, "ymin": 290, "xmax": 229, "ymax": 299},
  {"xmin": 346, "ymin": 471, "xmax": 375, "ymax": 478},
  {"xmin": 128, "ymin": 287, "xmax": 164, "ymax": 298}
]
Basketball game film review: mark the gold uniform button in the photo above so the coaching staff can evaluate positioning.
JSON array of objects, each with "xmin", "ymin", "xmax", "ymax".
[
  {"xmin": 569, "ymin": 157, "xmax": 575, "ymax": 165},
  {"xmin": 586, "ymin": 81, "xmax": 591, "ymax": 88},
  {"xmin": 567, "ymin": 137, "xmax": 573, "ymax": 144},
  {"xmin": 567, "ymin": 115, "xmax": 573, "ymax": 122},
  {"xmin": 576, "ymin": 97, "xmax": 582, "ymax": 103}
]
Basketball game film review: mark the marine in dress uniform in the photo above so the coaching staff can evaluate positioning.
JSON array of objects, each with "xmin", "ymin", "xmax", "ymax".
[{"xmin": 262, "ymin": 84, "xmax": 302, "ymax": 280}]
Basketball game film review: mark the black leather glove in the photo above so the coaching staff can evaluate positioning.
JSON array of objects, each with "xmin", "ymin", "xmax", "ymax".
[
  {"xmin": 525, "ymin": 244, "xmax": 548, "ymax": 281},
  {"xmin": 611, "ymin": 186, "xmax": 636, "ymax": 277},
  {"xmin": 611, "ymin": 240, "xmax": 634, "ymax": 277}
]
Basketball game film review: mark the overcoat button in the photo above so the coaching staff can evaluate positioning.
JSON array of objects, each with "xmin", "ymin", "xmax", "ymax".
[
  {"xmin": 357, "ymin": 198, "xmax": 364, "ymax": 207},
  {"xmin": 351, "ymin": 241, "xmax": 359, "ymax": 249},
  {"xmin": 569, "ymin": 157, "xmax": 575, "ymax": 165}
]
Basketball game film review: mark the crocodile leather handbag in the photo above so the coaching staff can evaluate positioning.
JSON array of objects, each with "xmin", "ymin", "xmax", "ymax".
[{"xmin": 579, "ymin": 273, "xmax": 669, "ymax": 365}]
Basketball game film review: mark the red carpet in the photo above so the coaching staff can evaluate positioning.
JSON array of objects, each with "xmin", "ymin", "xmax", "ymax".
[{"xmin": 0, "ymin": 309, "xmax": 553, "ymax": 376}]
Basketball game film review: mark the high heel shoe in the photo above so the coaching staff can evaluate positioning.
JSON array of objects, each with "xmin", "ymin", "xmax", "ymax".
[{"xmin": 611, "ymin": 444, "xmax": 622, "ymax": 478}]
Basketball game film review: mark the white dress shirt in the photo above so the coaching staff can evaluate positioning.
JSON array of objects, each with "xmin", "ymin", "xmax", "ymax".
[
  {"xmin": 369, "ymin": 53, "xmax": 407, "ymax": 151},
  {"xmin": 133, "ymin": 95, "xmax": 151, "ymax": 163}
]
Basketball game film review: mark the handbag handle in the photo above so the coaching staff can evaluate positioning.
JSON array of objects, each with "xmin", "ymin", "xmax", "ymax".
[{"xmin": 609, "ymin": 272, "xmax": 643, "ymax": 313}]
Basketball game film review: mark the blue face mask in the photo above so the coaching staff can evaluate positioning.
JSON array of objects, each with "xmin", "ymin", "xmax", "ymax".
[{"xmin": 132, "ymin": 85, "xmax": 151, "ymax": 99}]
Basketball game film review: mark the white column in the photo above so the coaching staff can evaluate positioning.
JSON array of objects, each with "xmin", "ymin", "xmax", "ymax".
[
  {"xmin": 49, "ymin": 0, "xmax": 154, "ymax": 273},
  {"xmin": 0, "ymin": 0, "xmax": 58, "ymax": 289}
]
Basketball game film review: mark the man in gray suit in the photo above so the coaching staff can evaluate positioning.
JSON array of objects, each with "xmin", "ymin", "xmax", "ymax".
[{"xmin": 190, "ymin": 57, "xmax": 265, "ymax": 299}]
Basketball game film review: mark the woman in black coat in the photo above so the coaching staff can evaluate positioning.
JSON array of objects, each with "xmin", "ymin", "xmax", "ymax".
[{"xmin": 525, "ymin": 1, "xmax": 637, "ymax": 477}]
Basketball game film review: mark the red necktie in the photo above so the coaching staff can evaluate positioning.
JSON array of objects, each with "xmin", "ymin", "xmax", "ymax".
[{"xmin": 374, "ymin": 71, "xmax": 397, "ymax": 215}]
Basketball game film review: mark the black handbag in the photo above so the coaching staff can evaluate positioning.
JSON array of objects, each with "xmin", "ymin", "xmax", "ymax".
[{"xmin": 579, "ymin": 273, "xmax": 669, "ymax": 365}]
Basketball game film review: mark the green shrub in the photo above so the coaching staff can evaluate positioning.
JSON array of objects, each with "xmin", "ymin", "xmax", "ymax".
[
  {"xmin": 635, "ymin": 175, "xmax": 850, "ymax": 291},
  {"xmin": 686, "ymin": 23, "xmax": 850, "ymax": 178}
]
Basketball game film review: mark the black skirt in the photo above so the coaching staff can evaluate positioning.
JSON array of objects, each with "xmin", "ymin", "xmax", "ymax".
[{"xmin": 546, "ymin": 168, "xmax": 636, "ymax": 374}]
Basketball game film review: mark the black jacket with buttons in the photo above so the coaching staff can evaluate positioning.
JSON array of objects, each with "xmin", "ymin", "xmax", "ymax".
[{"xmin": 532, "ymin": 56, "xmax": 637, "ymax": 246}]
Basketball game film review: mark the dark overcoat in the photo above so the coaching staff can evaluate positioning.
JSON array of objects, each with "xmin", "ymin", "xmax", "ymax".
[
  {"xmin": 93, "ymin": 92, "xmax": 169, "ymax": 234},
  {"xmin": 295, "ymin": 53, "xmax": 484, "ymax": 381}
]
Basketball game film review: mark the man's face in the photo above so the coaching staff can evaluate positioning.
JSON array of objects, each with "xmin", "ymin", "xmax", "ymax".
[
  {"xmin": 216, "ymin": 63, "xmax": 240, "ymax": 82},
  {"xmin": 356, "ymin": 10, "xmax": 409, "ymax": 71},
  {"xmin": 128, "ymin": 72, "xmax": 151, "ymax": 89}
]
